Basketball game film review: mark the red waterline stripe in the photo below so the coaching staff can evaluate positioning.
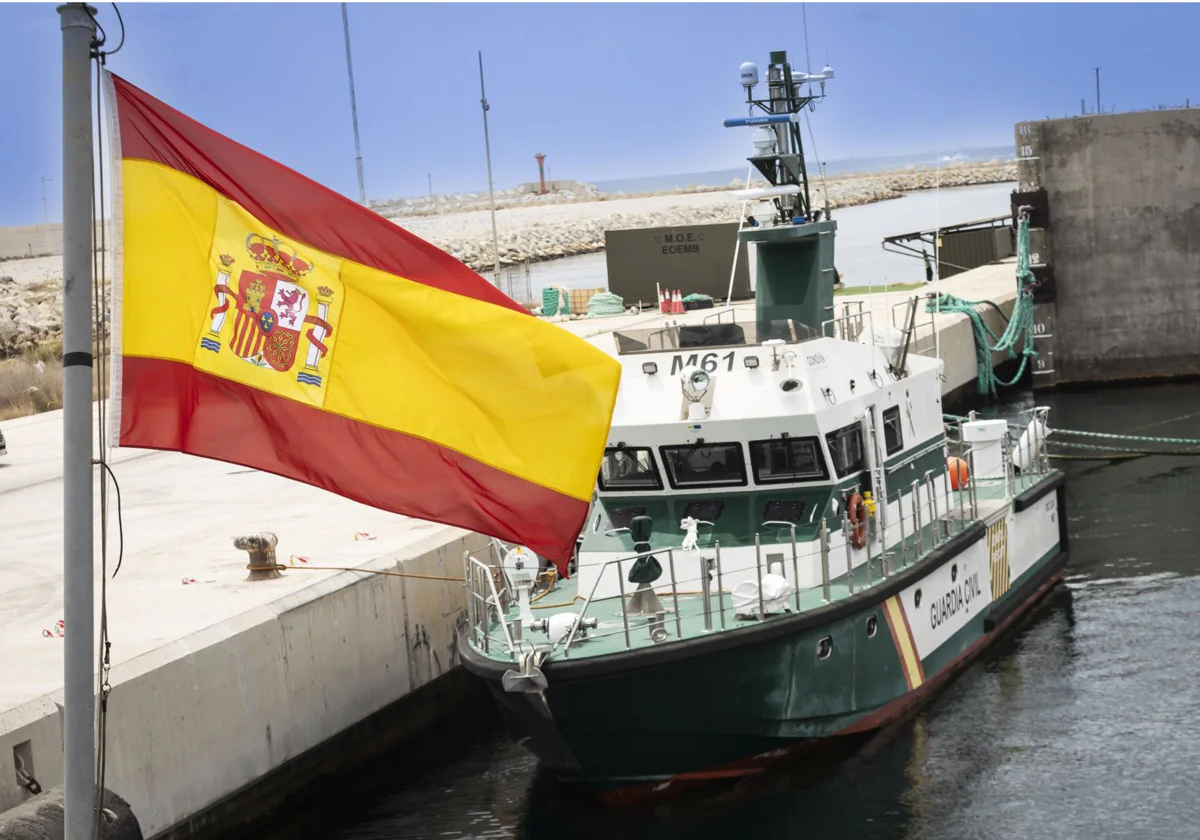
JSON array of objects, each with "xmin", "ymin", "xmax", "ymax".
[
  {"xmin": 118, "ymin": 356, "xmax": 586, "ymax": 565},
  {"xmin": 110, "ymin": 74, "xmax": 527, "ymax": 316}
]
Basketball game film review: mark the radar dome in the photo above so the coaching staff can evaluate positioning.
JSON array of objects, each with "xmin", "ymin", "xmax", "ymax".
[
  {"xmin": 752, "ymin": 127, "xmax": 776, "ymax": 155},
  {"xmin": 739, "ymin": 61, "xmax": 759, "ymax": 88}
]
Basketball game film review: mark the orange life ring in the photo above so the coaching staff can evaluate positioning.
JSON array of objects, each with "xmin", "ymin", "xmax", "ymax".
[{"xmin": 847, "ymin": 492, "xmax": 868, "ymax": 550}]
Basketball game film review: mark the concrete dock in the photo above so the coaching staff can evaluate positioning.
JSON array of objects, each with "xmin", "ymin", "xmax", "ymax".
[
  {"xmin": 0, "ymin": 257, "xmax": 1020, "ymax": 837},
  {"xmin": 0, "ymin": 407, "xmax": 488, "ymax": 837}
]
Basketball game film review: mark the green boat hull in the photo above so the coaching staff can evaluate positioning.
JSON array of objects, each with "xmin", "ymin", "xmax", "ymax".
[{"xmin": 460, "ymin": 482, "xmax": 1069, "ymax": 803}]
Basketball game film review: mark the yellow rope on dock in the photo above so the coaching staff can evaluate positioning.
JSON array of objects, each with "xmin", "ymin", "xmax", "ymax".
[{"xmin": 260, "ymin": 562, "xmax": 466, "ymax": 582}]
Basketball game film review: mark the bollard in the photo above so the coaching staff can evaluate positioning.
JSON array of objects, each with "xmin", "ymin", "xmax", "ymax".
[{"xmin": 234, "ymin": 532, "xmax": 282, "ymax": 581}]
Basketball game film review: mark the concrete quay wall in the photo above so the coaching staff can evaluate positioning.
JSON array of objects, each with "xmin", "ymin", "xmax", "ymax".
[
  {"xmin": 1016, "ymin": 109, "xmax": 1200, "ymax": 387},
  {"xmin": 0, "ymin": 528, "xmax": 486, "ymax": 839}
]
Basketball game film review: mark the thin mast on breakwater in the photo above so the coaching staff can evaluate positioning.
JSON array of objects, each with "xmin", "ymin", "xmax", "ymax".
[
  {"xmin": 342, "ymin": 2, "xmax": 367, "ymax": 205},
  {"xmin": 478, "ymin": 50, "xmax": 501, "ymax": 286}
]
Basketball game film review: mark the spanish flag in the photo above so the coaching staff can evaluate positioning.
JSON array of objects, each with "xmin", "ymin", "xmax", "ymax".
[{"xmin": 102, "ymin": 71, "xmax": 620, "ymax": 566}]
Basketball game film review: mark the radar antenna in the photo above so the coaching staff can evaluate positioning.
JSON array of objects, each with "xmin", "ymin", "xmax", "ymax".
[{"xmin": 724, "ymin": 50, "xmax": 834, "ymax": 226}]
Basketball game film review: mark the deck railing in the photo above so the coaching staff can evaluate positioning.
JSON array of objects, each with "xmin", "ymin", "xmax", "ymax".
[
  {"xmin": 822, "ymin": 302, "xmax": 870, "ymax": 344},
  {"xmin": 463, "ymin": 410, "xmax": 1052, "ymax": 660}
]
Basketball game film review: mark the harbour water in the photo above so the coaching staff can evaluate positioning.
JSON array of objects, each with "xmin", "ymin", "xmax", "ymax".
[
  {"xmin": 590, "ymin": 145, "xmax": 1015, "ymax": 196},
  {"xmin": 519, "ymin": 181, "xmax": 1017, "ymax": 304},
  {"xmin": 262, "ymin": 380, "xmax": 1200, "ymax": 839}
]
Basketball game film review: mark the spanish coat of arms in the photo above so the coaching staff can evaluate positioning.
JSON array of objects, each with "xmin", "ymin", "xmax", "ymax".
[{"xmin": 201, "ymin": 233, "xmax": 334, "ymax": 387}]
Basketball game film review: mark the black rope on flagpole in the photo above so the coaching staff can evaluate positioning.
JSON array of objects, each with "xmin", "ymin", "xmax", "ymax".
[
  {"xmin": 85, "ymin": 3, "xmax": 124, "ymax": 64},
  {"xmin": 85, "ymin": 5, "xmax": 125, "ymax": 837}
]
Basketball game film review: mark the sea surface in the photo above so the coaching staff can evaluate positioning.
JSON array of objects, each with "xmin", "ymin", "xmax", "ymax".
[
  {"xmin": 264, "ymin": 380, "xmax": 1200, "ymax": 839},
  {"xmin": 590, "ymin": 145, "xmax": 1015, "ymax": 195},
  {"xmin": 511, "ymin": 180, "xmax": 1016, "ymax": 302}
]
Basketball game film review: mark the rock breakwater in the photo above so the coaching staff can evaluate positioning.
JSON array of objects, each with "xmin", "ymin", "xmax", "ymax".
[
  {"xmin": 388, "ymin": 161, "xmax": 1017, "ymax": 273},
  {"xmin": 0, "ymin": 162, "xmax": 1014, "ymax": 356}
]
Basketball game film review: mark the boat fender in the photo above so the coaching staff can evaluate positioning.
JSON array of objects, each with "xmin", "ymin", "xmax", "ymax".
[
  {"xmin": 627, "ymin": 515, "xmax": 662, "ymax": 584},
  {"xmin": 846, "ymin": 492, "xmax": 868, "ymax": 550},
  {"xmin": 1014, "ymin": 412, "xmax": 1051, "ymax": 473}
]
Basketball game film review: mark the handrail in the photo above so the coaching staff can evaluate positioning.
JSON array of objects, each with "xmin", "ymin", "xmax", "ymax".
[
  {"xmin": 467, "ymin": 555, "xmax": 516, "ymax": 654},
  {"xmin": 889, "ymin": 437, "xmax": 947, "ymax": 471},
  {"xmin": 464, "ymin": 463, "xmax": 1023, "ymax": 658},
  {"xmin": 822, "ymin": 307, "xmax": 874, "ymax": 345},
  {"xmin": 557, "ymin": 549, "xmax": 649, "ymax": 656},
  {"xmin": 703, "ymin": 307, "xmax": 737, "ymax": 325}
]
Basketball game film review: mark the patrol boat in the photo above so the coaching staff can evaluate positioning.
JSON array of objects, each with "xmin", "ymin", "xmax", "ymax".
[{"xmin": 456, "ymin": 49, "xmax": 1069, "ymax": 805}]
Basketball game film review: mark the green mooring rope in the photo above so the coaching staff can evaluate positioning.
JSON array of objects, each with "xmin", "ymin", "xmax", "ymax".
[
  {"xmin": 587, "ymin": 291, "xmax": 626, "ymax": 318},
  {"xmin": 925, "ymin": 212, "xmax": 1039, "ymax": 399}
]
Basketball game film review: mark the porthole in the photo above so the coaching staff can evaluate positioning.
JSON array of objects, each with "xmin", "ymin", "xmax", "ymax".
[
  {"xmin": 914, "ymin": 589, "xmax": 923, "ymax": 608},
  {"xmin": 781, "ymin": 378, "xmax": 802, "ymax": 393},
  {"xmin": 951, "ymin": 563, "xmax": 958, "ymax": 582},
  {"xmin": 866, "ymin": 616, "xmax": 878, "ymax": 638},
  {"xmin": 817, "ymin": 636, "xmax": 834, "ymax": 660}
]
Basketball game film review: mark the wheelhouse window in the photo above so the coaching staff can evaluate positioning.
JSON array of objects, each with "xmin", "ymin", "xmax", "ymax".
[
  {"xmin": 825, "ymin": 423, "xmax": 866, "ymax": 477},
  {"xmin": 598, "ymin": 447, "xmax": 662, "ymax": 491},
  {"xmin": 659, "ymin": 443, "xmax": 747, "ymax": 489},
  {"xmin": 749, "ymin": 437, "xmax": 830, "ymax": 484},
  {"xmin": 883, "ymin": 406, "xmax": 903, "ymax": 455}
]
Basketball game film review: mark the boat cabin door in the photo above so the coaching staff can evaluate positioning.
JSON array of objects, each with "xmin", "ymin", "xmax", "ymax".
[{"xmin": 863, "ymin": 406, "xmax": 890, "ymax": 551}]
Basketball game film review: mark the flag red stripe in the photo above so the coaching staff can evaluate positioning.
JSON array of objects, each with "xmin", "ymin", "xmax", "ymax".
[
  {"xmin": 118, "ymin": 356, "xmax": 587, "ymax": 565},
  {"xmin": 110, "ymin": 74, "xmax": 526, "ymax": 316}
]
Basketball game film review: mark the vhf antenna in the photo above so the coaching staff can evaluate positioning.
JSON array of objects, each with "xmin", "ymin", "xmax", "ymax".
[{"xmin": 723, "ymin": 51, "xmax": 834, "ymax": 227}]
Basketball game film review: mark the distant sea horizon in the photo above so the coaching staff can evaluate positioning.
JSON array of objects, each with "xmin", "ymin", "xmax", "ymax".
[{"xmin": 588, "ymin": 144, "xmax": 1015, "ymax": 195}]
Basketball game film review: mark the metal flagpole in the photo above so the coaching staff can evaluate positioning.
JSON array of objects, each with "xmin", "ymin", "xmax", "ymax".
[
  {"xmin": 57, "ymin": 4, "xmax": 97, "ymax": 838},
  {"xmin": 478, "ymin": 50, "xmax": 501, "ymax": 285},
  {"xmin": 341, "ymin": 2, "xmax": 366, "ymax": 205}
]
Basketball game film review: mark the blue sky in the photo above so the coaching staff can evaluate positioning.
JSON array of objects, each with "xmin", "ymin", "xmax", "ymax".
[{"xmin": 3, "ymin": 2, "xmax": 1199, "ymax": 227}]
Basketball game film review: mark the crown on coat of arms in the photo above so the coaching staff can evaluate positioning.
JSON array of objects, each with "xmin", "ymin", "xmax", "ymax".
[{"xmin": 245, "ymin": 233, "xmax": 314, "ymax": 281}]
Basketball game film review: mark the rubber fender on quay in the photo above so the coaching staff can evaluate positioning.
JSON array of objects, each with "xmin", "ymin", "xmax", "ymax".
[{"xmin": 0, "ymin": 786, "xmax": 143, "ymax": 840}]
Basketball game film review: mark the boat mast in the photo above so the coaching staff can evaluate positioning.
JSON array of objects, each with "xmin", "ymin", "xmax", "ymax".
[
  {"xmin": 732, "ymin": 51, "xmax": 834, "ymax": 226},
  {"xmin": 58, "ymin": 4, "xmax": 98, "ymax": 837},
  {"xmin": 725, "ymin": 50, "xmax": 837, "ymax": 337}
]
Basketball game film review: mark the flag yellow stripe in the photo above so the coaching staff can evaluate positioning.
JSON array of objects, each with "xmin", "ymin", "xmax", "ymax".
[{"xmin": 121, "ymin": 160, "xmax": 621, "ymax": 502}]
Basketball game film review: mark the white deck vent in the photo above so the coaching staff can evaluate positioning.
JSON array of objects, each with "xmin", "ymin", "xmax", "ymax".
[{"xmin": 961, "ymin": 419, "xmax": 1008, "ymax": 479}]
